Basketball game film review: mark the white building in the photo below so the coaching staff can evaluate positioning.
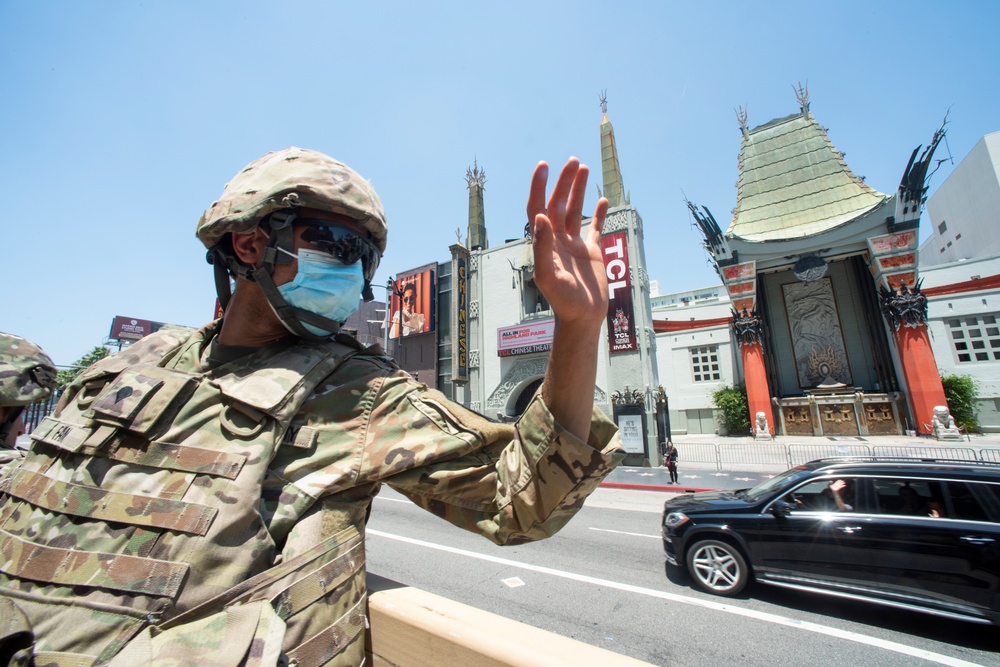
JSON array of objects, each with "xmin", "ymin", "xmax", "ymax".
[{"xmin": 918, "ymin": 132, "xmax": 1000, "ymax": 432}]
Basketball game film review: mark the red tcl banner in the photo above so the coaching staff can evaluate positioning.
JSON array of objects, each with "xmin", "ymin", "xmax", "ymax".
[{"xmin": 600, "ymin": 230, "xmax": 637, "ymax": 353}]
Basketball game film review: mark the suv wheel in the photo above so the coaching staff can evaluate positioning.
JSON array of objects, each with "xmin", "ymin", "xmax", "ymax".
[{"xmin": 686, "ymin": 539, "xmax": 749, "ymax": 596}]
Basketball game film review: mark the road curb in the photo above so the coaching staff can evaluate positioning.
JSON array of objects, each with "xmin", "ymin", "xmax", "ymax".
[{"xmin": 599, "ymin": 482, "xmax": 717, "ymax": 493}]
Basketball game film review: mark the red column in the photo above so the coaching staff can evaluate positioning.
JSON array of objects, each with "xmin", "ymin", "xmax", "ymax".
[
  {"xmin": 894, "ymin": 326, "xmax": 948, "ymax": 434},
  {"xmin": 740, "ymin": 342, "xmax": 773, "ymax": 435}
]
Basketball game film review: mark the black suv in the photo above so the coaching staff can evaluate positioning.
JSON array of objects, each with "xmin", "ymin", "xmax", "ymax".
[{"xmin": 661, "ymin": 458, "xmax": 1000, "ymax": 624}]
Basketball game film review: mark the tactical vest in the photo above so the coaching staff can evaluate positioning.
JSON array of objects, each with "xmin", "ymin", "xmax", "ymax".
[{"xmin": 0, "ymin": 326, "xmax": 369, "ymax": 667}]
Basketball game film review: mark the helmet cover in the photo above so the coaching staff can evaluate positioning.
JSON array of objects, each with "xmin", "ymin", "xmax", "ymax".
[
  {"xmin": 196, "ymin": 147, "xmax": 387, "ymax": 253},
  {"xmin": 0, "ymin": 332, "xmax": 57, "ymax": 407}
]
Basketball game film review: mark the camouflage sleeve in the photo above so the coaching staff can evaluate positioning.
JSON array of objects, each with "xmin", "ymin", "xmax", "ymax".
[{"xmin": 382, "ymin": 381, "xmax": 625, "ymax": 546}]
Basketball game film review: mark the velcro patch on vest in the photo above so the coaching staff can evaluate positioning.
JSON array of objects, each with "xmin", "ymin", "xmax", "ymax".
[
  {"xmin": 30, "ymin": 416, "xmax": 91, "ymax": 453},
  {"xmin": 0, "ymin": 529, "xmax": 188, "ymax": 598},
  {"xmin": 289, "ymin": 426, "xmax": 318, "ymax": 450},
  {"xmin": 90, "ymin": 366, "xmax": 198, "ymax": 436},
  {"xmin": 4, "ymin": 469, "xmax": 217, "ymax": 536},
  {"xmin": 91, "ymin": 370, "xmax": 165, "ymax": 422}
]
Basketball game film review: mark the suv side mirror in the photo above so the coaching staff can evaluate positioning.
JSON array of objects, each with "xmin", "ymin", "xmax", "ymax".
[{"xmin": 770, "ymin": 500, "xmax": 794, "ymax": 517}]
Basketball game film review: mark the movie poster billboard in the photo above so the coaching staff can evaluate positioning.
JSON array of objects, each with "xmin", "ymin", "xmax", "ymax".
[
  {"xmin": 390, "ymin": 268, "xmax": 435, "ymax": 339},
  {"xmin": 451, "ymin": 249, "xmax": 469, "ymax": 382},
  {"xmin": 600, "ymin": 230, "xmax": 637, "ymax": 353}
]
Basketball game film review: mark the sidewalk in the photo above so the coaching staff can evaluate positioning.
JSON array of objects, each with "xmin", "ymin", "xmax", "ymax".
[{"xmin": 599, "ymin": 431, "xmax": 1000, "ymax": 492}]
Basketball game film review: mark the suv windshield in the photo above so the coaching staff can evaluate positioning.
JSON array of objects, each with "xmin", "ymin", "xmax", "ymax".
[{"xmin": 742, "ymin": 465, "xmax": 814, "ymax": 503}]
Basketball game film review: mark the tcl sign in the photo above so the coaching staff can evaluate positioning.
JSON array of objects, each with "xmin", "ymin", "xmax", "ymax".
[{"xmin": 600, "ymin": 231, "xmax": 637, "ymax": 354}]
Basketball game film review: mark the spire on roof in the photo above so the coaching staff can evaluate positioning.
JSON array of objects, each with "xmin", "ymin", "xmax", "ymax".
[
  {"xmin": 794, "ymin": 81, "xmax": 810, "ymax": 115},
  {"xmin": 736, "ymin": 105, "xmax": 749, "ymax": 140},
  {"xmin": 598, "ymin": 90, "xmax": 627, "ymax": 208},
  {"xmin": 465, "ymin": 159, "xmax": 488, "ymax": 250}
]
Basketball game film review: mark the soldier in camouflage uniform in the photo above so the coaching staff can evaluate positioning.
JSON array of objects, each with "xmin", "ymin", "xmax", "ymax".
[
  {"xmin": 0, "ymin": 147, "xmax": 623, "ymax": 666},
  {"xmin": 0, "ymin": 333, "xmax": 57, "ymax": 463}
]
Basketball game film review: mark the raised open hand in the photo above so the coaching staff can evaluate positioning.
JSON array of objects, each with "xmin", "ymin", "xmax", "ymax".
[{"xmin": 527, "ymin": 157, "xmax": 610, "ymax": 328}]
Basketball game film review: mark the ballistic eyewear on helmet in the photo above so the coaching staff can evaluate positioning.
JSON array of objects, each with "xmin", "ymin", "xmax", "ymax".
[{"xmin": 296, "ymin": 219, "xmax": 381, "ymax": 282}]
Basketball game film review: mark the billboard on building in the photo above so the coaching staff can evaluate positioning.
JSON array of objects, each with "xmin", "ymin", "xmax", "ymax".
[
  {"xmin": 109, "ymin": 316, "xmax": 168, "ymax": 342},
  {"xmin": 600, "ymin": 230, "xmax": 638, "ymax": 353},
  {"xmin": 390, "ymin": 268, "xmax": 435, "ymax": 339},
  {"xmin": 497, "ymin": 318, "xmax": 554, "ymax": 357}
]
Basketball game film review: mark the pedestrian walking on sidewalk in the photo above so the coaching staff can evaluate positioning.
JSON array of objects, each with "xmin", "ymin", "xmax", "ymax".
[{"xmin": 663, "ymin": 441, "xmax": 679, "ymax": 484}]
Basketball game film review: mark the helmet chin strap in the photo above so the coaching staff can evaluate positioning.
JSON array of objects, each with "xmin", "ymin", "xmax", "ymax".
[
  {"xmin": 250, "ymin": 265, "xmax": 343, "ymax": 341},
  {"xmin": 207, "ymin": 210, "xmax": 353, "ymax": 340}
]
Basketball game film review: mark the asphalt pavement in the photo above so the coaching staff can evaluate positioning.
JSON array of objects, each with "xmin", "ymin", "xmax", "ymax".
[{"xmin": 602, "ymin": 431, "xmax": 1000, "ymax": 492}]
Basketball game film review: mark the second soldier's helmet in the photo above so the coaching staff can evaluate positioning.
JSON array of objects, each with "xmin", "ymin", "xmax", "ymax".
[{"xmin": 0, "ymin": 332, "xmax": 57, "ymax": 408}]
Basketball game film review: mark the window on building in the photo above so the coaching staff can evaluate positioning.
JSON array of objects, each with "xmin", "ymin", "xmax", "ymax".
[
  {"xmin": 938, "ymin": 221, "xmax": 948, "ymax": 235},
  {"xmin": 522, "ymin": 276, "xmax": 550, "ymax": 318},
  {"xmin": 948, "ymin": 314, "xmax": 1000, "ymax": 363},
  {"xmin": 691, "ymin": 345, "xmax": 721, "ymax": 381}
]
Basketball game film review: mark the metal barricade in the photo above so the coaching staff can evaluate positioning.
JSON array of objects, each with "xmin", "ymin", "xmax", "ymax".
[
  {"xmin": 677, "ymin": 443, "xmax": 721, "ymax": 467},
  {"xmin": 872, "ymin": 445, "xmax": 979, "ymax": 461},
  {"xmin": 788, "ymin": 444, "xmax": 872, "ymax": 466},
  {"xmin": 978, "ymin": 449, "xmax": 1000, "ymax": 463},
  {"xmin": 717, "ymin": 443, "xmax": 789, "ymax": 470}
]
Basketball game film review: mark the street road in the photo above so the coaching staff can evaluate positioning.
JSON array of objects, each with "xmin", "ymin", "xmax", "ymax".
[{"xmin": 366, "ymin": 486, "xmax": 1000, "ymax": 667}]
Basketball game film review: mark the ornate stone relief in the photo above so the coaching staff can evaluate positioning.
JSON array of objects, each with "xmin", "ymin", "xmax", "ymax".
[
  {"xmin": 468, "ymin": 350, "xmax": 480, "ymax": 369},
  {"xmin": 603, "ymin": 210, "xmax": 630, "ymax": 233},
  {"xmin": 470, "ymin": 401, "xmax": 482, "ymax": 413},
  {"xmin": 486, "ymin": 358, "xmax": 548, "ymax": 409},
  {"xmin": 470, "ymin": 256, "xmax": 479, "ymax": 271},
  {"xmin": 636, "ymin": 266, "xmax": 648, "ymax": 290},
  {"xmin": 878, "ymin": 282, "xmax": 928, "ymax": 330},
  {"xmin": 469, "ymin": 300, "xmax": 480, "ymax": 319},
  {"xmin": 731, "ymin": 307, "xmax": 763, "ymax": 347}
]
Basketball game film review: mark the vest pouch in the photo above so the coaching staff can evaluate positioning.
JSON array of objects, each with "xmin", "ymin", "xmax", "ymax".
[
  {"xmin": 106, "ymin": 599, "xmax": 286, "ymax": 667},
  {"xmin": 89, "ymin": 365, "xmax": 198, "ymax": 437}
]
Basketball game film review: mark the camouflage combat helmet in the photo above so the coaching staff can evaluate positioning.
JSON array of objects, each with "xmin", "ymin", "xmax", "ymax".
[
  {"xmin": 196, "ymin": 147, "xmax": 387, "ymax": 254},
  {"xmin": 197, "ymin": 147, "xmax": 387, "ymax": 340},
  {"xmin": 0, "ymin": 332, "xmax": 57, "ymax": 408}
]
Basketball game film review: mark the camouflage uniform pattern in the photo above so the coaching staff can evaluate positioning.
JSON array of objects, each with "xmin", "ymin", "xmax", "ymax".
[
  {"xmin": 195, "ymin": 147, "xmax": 388, "ymax": 253},
  {"xmin": 0, "ymin": 333, "xmax": 57, "ymax": 409},
  {"xmin": 0, "ymin": 322, "xmax": 623, "ymax": 666}
]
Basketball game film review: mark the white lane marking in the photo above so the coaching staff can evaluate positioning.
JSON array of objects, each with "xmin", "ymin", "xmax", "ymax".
[
  {"xmin": 501, "ymin": 577, "xmax": 525, "ymax": 588},
  {"xmin": 375, "ymin": 496, "xmax": 409, "ymax": 503},
  {"xmin": 589, "ymin": 527, "xmax": 660, "ymax": 539},
  {"xmin": 367, "ymin": 529, "xmax": 985, "ymax": 667}
]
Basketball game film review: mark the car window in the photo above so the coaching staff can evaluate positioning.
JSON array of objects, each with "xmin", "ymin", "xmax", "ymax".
[
  {"xmin": 743, "ymin": 465, "xmax": 812, "ymax": 503},
  {"xmin": 785, "ymin": 478, "xmax": 857, "ymax": 512},
  {"xmin": 872, "ymin": 478, "xmax": 945, "ymax": 517},
  {"xmin": 945, "ymin": 481, "xmax": 991, "ymax": 522}
]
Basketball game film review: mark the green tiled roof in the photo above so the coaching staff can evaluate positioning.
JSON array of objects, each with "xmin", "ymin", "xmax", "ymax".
[{"xmin": 728, "ymin": 110, "xmax": 887, "ymax": 241}]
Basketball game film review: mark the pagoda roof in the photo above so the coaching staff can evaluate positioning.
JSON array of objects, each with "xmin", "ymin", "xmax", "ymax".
[{"xmin": 727, "ymin": 109, "xmax": 887, "ymax": 242}]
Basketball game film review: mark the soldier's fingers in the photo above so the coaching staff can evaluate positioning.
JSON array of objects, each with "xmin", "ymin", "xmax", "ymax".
[
  {"xmin": 565, "ymin": 163, "xmax": 590, "ymax": 237},
  {"xmin": 526, "ymin": 161, "xmax": 549, "ymax": 226},
  {"xmin": 531, "ymin": 213, "xmax": 554, "ymax": 283},
  {"xmin": 587, "ymin": 196, "xmax": 610, "ymax": 243},
  {"xmin": 547, "ymin": 157, "xmax": 580, "ymax": 234}
]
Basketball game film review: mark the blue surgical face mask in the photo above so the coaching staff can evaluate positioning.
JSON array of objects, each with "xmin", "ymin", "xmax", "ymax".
[{"xmin": 276, "ymin": 248, "xmax": 364, "ymax": 337}]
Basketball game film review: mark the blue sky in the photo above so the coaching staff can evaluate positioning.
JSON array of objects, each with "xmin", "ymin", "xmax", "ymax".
[{"xmin": 4, "ymin": 1, "xmax": 998, "ymax": 367}]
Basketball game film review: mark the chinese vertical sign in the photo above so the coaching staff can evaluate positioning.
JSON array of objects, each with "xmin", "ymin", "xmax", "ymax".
[{"xmin": 451, "ymin": 248, "xmax": 469, "ymax": 382}]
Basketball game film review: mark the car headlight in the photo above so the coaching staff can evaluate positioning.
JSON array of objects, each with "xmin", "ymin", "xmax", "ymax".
[{"xmin": 664, "ymin": 511, "xmax": 690, "ymax": 529}]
